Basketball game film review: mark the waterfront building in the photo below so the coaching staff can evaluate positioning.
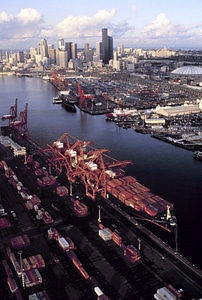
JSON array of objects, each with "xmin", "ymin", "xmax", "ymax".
[{"xmin": 155, "ymin": 100, "xmax": 202, "ymax": 117}]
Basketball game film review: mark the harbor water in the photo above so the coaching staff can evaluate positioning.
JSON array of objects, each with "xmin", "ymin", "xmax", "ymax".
[{"xmin": 0, "ymin": 75, "xmax": 202, "ymax": 269}]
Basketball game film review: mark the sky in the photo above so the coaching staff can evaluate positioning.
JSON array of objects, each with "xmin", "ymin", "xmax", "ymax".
[{"xmin": 1, "ymin": 0, "xmax": 202, "ymax": 50}]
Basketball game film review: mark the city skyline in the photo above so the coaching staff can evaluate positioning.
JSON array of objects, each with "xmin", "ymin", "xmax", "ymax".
[{"xmin": 1, "ymin": 0, "xmax": 202, "ymax": 50}]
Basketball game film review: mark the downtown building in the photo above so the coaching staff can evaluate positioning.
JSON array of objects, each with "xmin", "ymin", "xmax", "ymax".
[{"xmin": 102, "ymin": 28, "xmax": 113, "ymax": 64}]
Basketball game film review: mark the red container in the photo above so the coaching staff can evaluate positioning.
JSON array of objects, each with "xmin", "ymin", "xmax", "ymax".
[
  {"xmin": 124, "ymin": 198, "xmax": 136, "ymax": 207},
  {"xmin": 144, "ymin": 205, "xmax": 158, "ymax": 217},
  {"xmin": 112, "ymin": 232, "xmax": 122, "ymax": 246},
  {"xmin": 121, "ymin": 176, "xmax": 137, "ymax": 184},
  {"xmin": 72, "ymin": 257, "xmax": 82, "ymax": 269},
  {"xmin": 132, "ymin": 192, "xmax": 141, "ymax": 201},
  {"xmin": 79, "ymin": 266, "xmax": 89, "ymax": 280},
  {"xmin": 118, "ymin": 190, "xmax": 133, "ymax": 202},
  {"xmin": 111, "ymin": 185, "xmax": 126, "ymax": 198}
]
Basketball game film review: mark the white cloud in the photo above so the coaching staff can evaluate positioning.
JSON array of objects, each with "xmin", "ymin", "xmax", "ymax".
[
  {"xmin": 0, "ymin": 7, "xmax": 202, "ymax": 49},
  {"xmin": 16, "ymin": 8, "xmax": 42, "ymax": 25},
  {"xmin": 0, "ymin": 8, "xmax": 46, "ymax": 48},
  {"xmin": 0, "ymin": 11, "xmax": 13, "ymax": 23},
  {"xmin": 56, "ymin": 9, "xmax": 116, "ymax": 39},
  {"xmin": 143, "ymin": 13, "xmax": 172, "ymax": 36}
]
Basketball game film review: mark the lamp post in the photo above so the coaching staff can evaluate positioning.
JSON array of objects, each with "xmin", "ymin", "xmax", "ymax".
[{"xmin": 98, "ymin": 205, "xmax": 101, "ymax": 223}]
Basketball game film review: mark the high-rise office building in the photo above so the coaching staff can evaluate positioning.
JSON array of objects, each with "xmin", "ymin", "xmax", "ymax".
[
  {"xmin": 39, "ymin": 39, "xmax": 48, "ymax": 60},
  {"xmin": 59, "ymin": 50, "xmax": 68, "ymax": 68},
  {"xmin": 102, "ymin": 28, "xmax": 113, "ymax": 64},
  {"xmin": 102, "ymin": 28, "xmax": 109, "ymax": 64},
  {"xmin": 96, "ymin": 42, "xmax": 102, "ymax": 60},
  {"xmin": 65, "ymin": 42, "xmax": 72, "ymax": 61},
  {"xmin": 58, "ymin": 38, "xmax": 65, "ymax": 51},
  {"xmin": 16, "ymin": 51, "xmax": 24, "ymax": 63},
  {"xmin": 71, "ymin": 43, "xmax": 77, "ymax": 60},
  {"xmin": 48, "ymin": 44, "xmax": 56, "ymax": 64},
  {"xmin": 84, "ymin": 43, "xmax": 93, "ymax": 62},
  {"xmin": 30, "ymin": 47, "xmax": 37, "ymax": 59},
  {"xmin": 109, "ymin": 36, "xmax": 113, "ymax": 60}
]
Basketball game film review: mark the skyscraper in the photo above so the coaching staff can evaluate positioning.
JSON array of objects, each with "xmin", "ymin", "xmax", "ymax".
[
  {"xmin": 102, "ymin": 28, "xmax": 109, "ymax": 64},
  {"xmin": 71, "ymin": 43, "xmax": 77, "ymax": 60},
  {"xmin": 96, "ymin": 42, "xmax": 102, "ymax": 60},
  {"xmin": 39, "ymin": 39, "xmax": 48, "ymax": 60},
  {"xmin": 65, "ymin": 42, "xmax": 72, "ymax": 61},
  {"xmin": 58, "ymin": 38, "xmax": 65, "ymax": 51},
  {"xmin": 102, "ymin": 28, "xmax": 113, "ymax": 64}
]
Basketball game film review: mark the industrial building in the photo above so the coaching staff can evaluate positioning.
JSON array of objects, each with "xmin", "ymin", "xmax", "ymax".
[{"xmin": 154, "ymin": 99, "xmax": 202, "ymax": 117}]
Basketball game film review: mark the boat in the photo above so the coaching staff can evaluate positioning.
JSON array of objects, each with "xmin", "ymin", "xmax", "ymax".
[
  {"xmin": 193, "ymin": 150, "xmax": 202, "ymax": 160},
  {"xmin": 59, "ymin": 90, "xmax": 78, "ymax": 112},
  {"xmin": 43, "ymin": 132, "xmax": 175, "ymax": 230},
  {"xmin": 62, "ymin": 99, "xmax": 77, "ymax": 112},
  {"xmin": 106, "ymin": 107, "xmax": 138, "ymax": 120},
  {"xmin": 52, "ymin": 96, "xmax": 62, "ymax": 104}
]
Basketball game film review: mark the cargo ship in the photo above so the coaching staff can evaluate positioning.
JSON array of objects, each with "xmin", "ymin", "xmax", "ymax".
[
  {"xmin": 42, "ymin": 133, "xmax": 175, "ymax": 230},
  {"xmin": 59, "ymin": 90, "xmax": 78, "ymax": 112}
]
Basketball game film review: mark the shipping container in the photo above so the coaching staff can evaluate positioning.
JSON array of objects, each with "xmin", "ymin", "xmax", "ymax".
[
  {"xmin": 98, "ymin": 228, "xmax": 112, "ymax": 241},
  {"xmin": 156, "ymin": 286, "xmax": 177, "ymax": 300},
  {"xmin": 7, "ymin": 277, "xmax": 18, "ymax": 293},
  {"xmin": 2, "ymin": 259, "xmax": 13, "ymax": 277},
  {"xmin": 112, "ymin": 231, "xmax": 122, "ymax": 246},
  {"xmin": 58, "ymin": 237, "xmax": 70, "ymax": 251},
  {"xmin": 78, "ymin": 266, "xmax": 89, "ymax": 280},
  {"xmin": 111, "ymin": 185, "xmax": 126, "ymax": 198},
  {"xmin": 56, "ymin": 185, "xmax": 68, "ymax": 197},
  {"xmin": 94, "ymin": 286, "xmax": 103, "ymax": 296},
  {"xmin": 118, "ymin": 190, "xmax": 133, "ymax": 202},
  {"xmin": 0, "ymin": 217, "xmax": 11, "ymax": 229},
  {"xmin": 65, "ymin": 236, "xmax": 75, "ymax": 249},
  {"xmin": 72, "ymin": 257, "xmax": 82, "ymax": 268}
]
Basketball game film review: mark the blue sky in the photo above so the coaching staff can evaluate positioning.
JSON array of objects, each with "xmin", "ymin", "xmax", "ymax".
[{"xmin": 1, "ymin": 0, "xmax": 202, "ymax": 50}]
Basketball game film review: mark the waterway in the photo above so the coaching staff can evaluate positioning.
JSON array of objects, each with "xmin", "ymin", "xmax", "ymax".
[{"xmin": 0, "ymin": 75, "xmax": 202, "ymax": 270}]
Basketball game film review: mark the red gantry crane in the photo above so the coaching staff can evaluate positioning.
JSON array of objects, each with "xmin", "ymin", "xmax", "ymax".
[
  {"xmin": 43, "ymin": 133, "xmax": 131, "ymax": 200},
  {"xmin": 9, "ymin": 103, "xmax": 29, "ymax": 139},
  {"xmin": 2, "ymin": 98, "xmax": 18, "ymax": 126},
  {"xmin": 77, "ymin": 82, "xmax": 94, "ymax": 109}
]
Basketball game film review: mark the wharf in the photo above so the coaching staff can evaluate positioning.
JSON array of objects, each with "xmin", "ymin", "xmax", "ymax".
[{"xmin": 0, "ymin": 128, "xmax": 202, "ymax": 299}]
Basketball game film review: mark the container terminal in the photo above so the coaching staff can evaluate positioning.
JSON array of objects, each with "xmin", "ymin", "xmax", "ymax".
[{"xmin": 0, "ymin": 113, "xmax": 202, "ymax": 300}]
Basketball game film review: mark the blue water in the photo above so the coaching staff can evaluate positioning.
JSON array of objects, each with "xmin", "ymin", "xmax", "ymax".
[{"xmin": 1, "ymin": 76, "xmax": 202, "ymax": 269}]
